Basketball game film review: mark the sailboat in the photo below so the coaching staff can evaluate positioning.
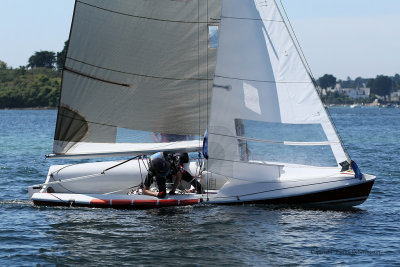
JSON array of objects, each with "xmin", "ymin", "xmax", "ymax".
[{"xmin": 29, "ymin": 0, "xmax": 375, "ymax": 208}]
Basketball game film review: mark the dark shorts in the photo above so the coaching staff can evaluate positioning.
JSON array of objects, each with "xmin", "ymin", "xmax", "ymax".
[
  {"xmin": 181, "ymin": 171, "xmax": 194, "ymax": 183},
  {"xmin": 144, "ymin": 168, "xmax": 166, "ymax": 192}
]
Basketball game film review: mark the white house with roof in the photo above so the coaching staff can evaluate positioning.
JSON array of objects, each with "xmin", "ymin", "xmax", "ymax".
[
  {"xmin": 329, "ymin": 83, "xmax": 370, "ymax": 99},
  {"xmin": 390, "ymin": 91, "xmax": 400, "ymax": 102}
]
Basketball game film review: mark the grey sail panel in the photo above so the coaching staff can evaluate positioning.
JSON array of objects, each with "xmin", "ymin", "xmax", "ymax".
[{"xmin": 54, "ymin": 0, "xmax": 222, "ymax": 155}]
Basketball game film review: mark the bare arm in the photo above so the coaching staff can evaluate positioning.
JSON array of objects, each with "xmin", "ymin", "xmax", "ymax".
[{"xmin": 142, "ymin": 185, "xmax": 158, "ymax": 197}]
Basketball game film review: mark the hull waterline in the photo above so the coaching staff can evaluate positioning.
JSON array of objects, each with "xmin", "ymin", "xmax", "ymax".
[{"xmin": 31, "ymin": 178, "xmax": 374, "ymax": 209}]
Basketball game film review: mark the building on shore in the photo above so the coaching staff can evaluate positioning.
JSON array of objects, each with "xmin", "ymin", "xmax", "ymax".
[
  {"xmin": 325, "ymin": 83, "xmax": 370, "ymax": 99},
  {"xmin": 390, "ymin": 91, "xmax": 400, "ymax": 102}
]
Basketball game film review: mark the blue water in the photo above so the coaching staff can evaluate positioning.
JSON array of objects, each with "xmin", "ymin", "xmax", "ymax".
[{"xmin": 0, "ymin": 108, "xmax": 399, "ymax": 266}]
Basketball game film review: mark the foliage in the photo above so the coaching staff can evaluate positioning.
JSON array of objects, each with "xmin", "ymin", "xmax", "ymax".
[
  {"xmin": 394, "ymin": 74, "xmax": 400, "ymax": 91},
  {"xmin": 321, "ymin": 91, "xmax": 375, "ymax": 105},
  {"xmin": 56, "ymin": 40, "xmax": 69, "ymax": 71},
  {"xmin": 318, "ymin": 74, "xmax": 336, "ymax": 89},
  {"xmin": 0, "ymin": 41, "xmax": 71, "ymax": 108},
  {"xmin": 0, "ymin": 60, "xmax": 7, "ymax": 70},
  {"xmin": 321, "ymin": 91, "xmax": 353, "ymax": 105},
  {"xmin": 339, "ymin": 76, "xmax": 369, "ymax": 89},
  {"xmin": 0, "ymin": 66, "xmax": 60, "ymax": 108},
  {"xmin": 367, "ymin": 75, "xmax": 392, "ymax": 97},
  {"xmin": 27, "ymin": 51, "xmax": 56, "ymax": 69}
]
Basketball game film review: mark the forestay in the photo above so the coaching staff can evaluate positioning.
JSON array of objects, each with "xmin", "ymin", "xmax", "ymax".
[
  {"xmin": 53, "ymin": 0, "xmax": 222, "ymax": 157},
  {"xmin": 207, "ymin": 0, "xmax": 349, "ymax": 181}
]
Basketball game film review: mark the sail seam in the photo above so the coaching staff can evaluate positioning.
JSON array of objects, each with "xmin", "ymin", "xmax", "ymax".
[
  {"xmin": 66, "ymin": 57, "xmax": 213, "ymax": 81},
  {"xmin": 214, "ymin": 74, "xmax": 311, "ymax": 84},
  {"xmin": 64, "ymin": 67, "xmax": 130, "ymax": 87},
  {"xmin": 77, "ymin": 0, "xmax": 212, "ymax": 24},
  {"xmin": 209, "ymin": 132, "xmax": 339, "ymax": 146},
  {"xmin": 55, "ymin": 112, "xmax": 202, "ymax": 138},
  {"xmin": 221, "ymin": 16, "xmax": 284, "ymax": 22}
]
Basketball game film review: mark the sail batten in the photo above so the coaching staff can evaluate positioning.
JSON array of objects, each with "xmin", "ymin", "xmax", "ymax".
[
  {"xmin": 209, "ymin": 132, "xmax": 339, "ymax": 146},
  {"xmin": 214, "ymin": 75, "xmax": 313, "ymax": 83},
  {"xmin": 77, "ymin": 0, "xmax": 214, "ymax": 24},
  {"xmin": 66, "ymin": 57, "xmax": 213, "ymax": 81}
]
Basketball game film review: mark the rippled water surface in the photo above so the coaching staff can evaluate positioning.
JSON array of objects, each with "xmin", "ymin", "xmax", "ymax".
[{"xmin": 0, "ymin": 108, "xmax": 399, "ymax": 266}]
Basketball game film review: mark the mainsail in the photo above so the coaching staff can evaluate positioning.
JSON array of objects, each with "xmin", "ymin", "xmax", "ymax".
[
  {"xmin": 207, "ymin": 0, "xmax": 349, "ymax": 181},
  {"xmin": 53, "ymin": 0, "xmax": 222, "ymax": 157},
  {"xmin": 53, "ymin": 0, "xmax": 348, "ymax": 169}
]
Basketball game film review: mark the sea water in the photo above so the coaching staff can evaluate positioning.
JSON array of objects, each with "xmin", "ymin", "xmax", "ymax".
[{"xmin": 0, "ymin": 108, "xmax": 399, "ymax": 266}]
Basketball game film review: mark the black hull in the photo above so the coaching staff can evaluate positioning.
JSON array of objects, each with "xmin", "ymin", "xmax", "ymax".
[{"xmin": 245, "ymin": 180, "xmax": 375, "ymax": 207}]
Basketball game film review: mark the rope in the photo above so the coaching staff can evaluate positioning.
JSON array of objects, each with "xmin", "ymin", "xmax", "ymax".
[
  {"xmin": 138, "ymin": 155, "xmax": 144, "ymax": 186},
  {"xmin": 101, "ymin": 155, "xmax": 139, "ymax": 174},
  {"xmin": 43, "ymin": 156, "xmax": 140, "ymax": 190},
  {"xmin": 104, "ymin": 184, "xmax": 142, "ymax": 195},
  {"xmin": 42, "ymin": 172, "xmax": 105, "ymax": 187}
]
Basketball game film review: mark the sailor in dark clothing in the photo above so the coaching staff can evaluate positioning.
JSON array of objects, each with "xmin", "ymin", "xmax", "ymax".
[
  {"xmin": 166, "ymin": 152, "xmax": 204, "ymax": 195},
  {"xmin": 142, "ymin": 157, "xmax": 171, "ymax": 198},
  {"xmin": 143, "ymin": 152, "xmax": 204, "ymax": 196}
]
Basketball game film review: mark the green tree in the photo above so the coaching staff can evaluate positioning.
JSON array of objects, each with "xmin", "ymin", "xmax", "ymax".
[
  {"xmin": 27, "ymin": 51, "xmax": 56, "ymax": 69},
  {"xmin": 354, "ymin": 77, "xmax": 365, "ymax": 88},
  {"xmin": 394, "ymin": 74, "xmax": 400, "ymax": 90},
  {"xmin": 0, "ymin": 60, "xmax": 7, "ymax": 70},
  {"xmin": 0, "ymin": 60, "xmax": 61, "ymax": 108},
  {"xmin": 368, "ymin": 75, "xmax": 392, "ymax": 97},
  {"xmin": 318, "ymin": 74, "xmax": 337, "ymax": 89},
  {"xmin": 56, "ymin": 40, "xmax": 69, "ymax": 71}
]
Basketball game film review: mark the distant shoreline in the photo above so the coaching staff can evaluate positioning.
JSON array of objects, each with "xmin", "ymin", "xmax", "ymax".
[
  {"xmin": 0, "ymin": 107, "xmax": 57, "ymax": 110},
  {"xmin": 0, "ymin": 104, "xmax": 399, "ymax": 110}
]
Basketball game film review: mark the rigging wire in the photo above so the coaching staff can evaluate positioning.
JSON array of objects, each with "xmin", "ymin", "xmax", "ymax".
[
  {"xmin": 138, "ymin": 155, "xmax": 144, "ymax": 187},
  {"xmin": 101, "ymin": 156, "xmax": 140, "ymax": 174},
  {"xmin": 206, "ymin": 0, "xmax": 211, "ymax": 201},
  {"xmin": 198, "ymin": 0, "xmax": 201, "ymax": 150},
  {"xmin": 140, "ymin": 155, "xmax": 149, "ymax": 172},
  {"xmin": 41, "ymin": 172, "xmax": 105, "ymax": 187},
  {"xmin": 43, "ymin": 156, "xmax": 140, "ymax": 192},
  {"xmin": 279, "ymin": 0, "xmax": 316, "ymax": 83},
  {"xmin": 104, "ymin": 184, "xmax": 141, "ymax": 195}
]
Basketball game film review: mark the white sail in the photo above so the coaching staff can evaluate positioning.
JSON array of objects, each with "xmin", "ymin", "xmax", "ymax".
[
  {"xmin": 207, "ymin": 0, "xmax": 348, "ymax": 181},
  {"xmin": 53, "ymin": 0, "xmax": 222, "ymax": 156}
]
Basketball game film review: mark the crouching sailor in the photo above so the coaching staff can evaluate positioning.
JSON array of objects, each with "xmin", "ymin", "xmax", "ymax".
[
  {"xmin": 168, "ymin": 152, "xmax": 204, "ymax": 195},
  {"xmin": 142, "ymin": 156, "xmax": 170, "ymax": 198}
]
